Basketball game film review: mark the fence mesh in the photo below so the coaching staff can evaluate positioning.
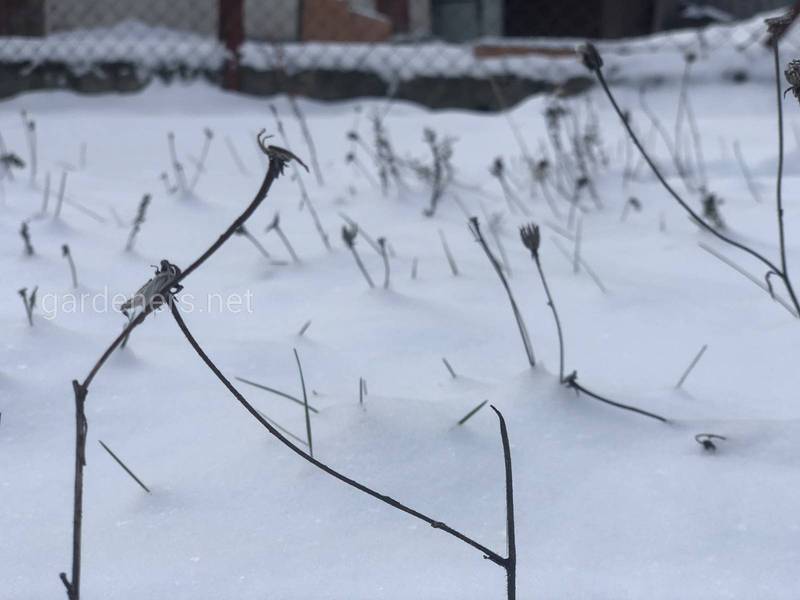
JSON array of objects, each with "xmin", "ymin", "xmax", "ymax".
[{"xmin": 0, "ymin": 0, "xmax": 796, "ymax": 102}]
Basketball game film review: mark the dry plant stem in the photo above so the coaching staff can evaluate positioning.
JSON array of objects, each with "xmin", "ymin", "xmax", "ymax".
[
  {"xmin": 492, "ymin": 405, "xmax": 516, "ymax": 600},
  {"xmin": 41, "ymin": 172, "xmax": 50, "ymax": 215},
  {"xmin": 698, "ymin": 242, "xmax": 798, "ymax": 317},
  {"xmin": 59, "ymin": 140, "xmax": 291, "ymax": 599},
  {"xmin": 674, "ymin": 60, "xmax": 691, "ymax": 179},
  {"xmin": 288, "ymin": 94, "xmax": 324, "ymax": 186},
  {"xmin": 567, "ymin": 377, "xmax": 669, "ymax": 423},
  {"xmin": 733, "ymin": 141, "xmax": 762, "ymax": 203},
  {"xmin": 379, "ymin": 239, "xmax": 391, "ymax": 289},
  {"xmin": 675, "ymin": 344, "xmax": 708, "ymax": 389},
  {"xmin": 457, "ymin": 400, "xmax": 487, "ymax": 426},
  {"xmin": 235, "ymin": 376, "xmax": 319, "ymax": 413},
  {"xmin": 340, "ymin": 213, "xmax": 382, "ymax": 255},
  {"xmin": 683, "ymin": 85, "xmax": 707, "ymax": 188},
  {"xmin": 593, "ymin": 65, "xmax": 800, "ymax": 317},
  {"xmin": 439, "ymin": 229, "xmax": 459, "ymax": 277},
  {"xmin": 572, "ymin": 216, "xmax": 582, "ymax": 275},
  {"xmin": 551, "ymin": 237, "xmax": 608, "ymax": 294},
  {"xmin": 63, "ymin": 245, "xmax": 78, "ymax": 288},
  {"xmin": 411, "ymin": 257, "xmax": 418, "ymax": 280},
  {"xmin": 225, "ymin": 136, "xmax": 250, "ymax": 176},
  {"xmin": 98, "ymin": 440, "xmax": 150, "ymax": 493},
  {"xmin": 772, "ymin": 41, "xmax": 796, "ymax": 309},
  {"xmin": 294, "ymin": 348, "xmax": 313, "ymax": 458},
  {"xmin": 189, "ymin": 133, "xmax": 212, "ymax": 191},
  {"xmin": 442, "ymin": 357, "xmax": 457, "ymax": 378},
  {"xmin": 532, "ymin": 253, "xmax": 565, "ymax": 382},
  {"xmin": 172, "ymin": 301, "xmax": 515, "ymax": 599},
  {"xmin": 349, "ymin": 246, "xmax": 375, "ymax": 288},
  {"xmin": 256, "ymin": 408, "xmax": 309, "ymax": 447},
  {"xmin": 298, "ymin": 320, "xmax": 312, "ymax": 336},
  {"xmin": 470, "ymin": 218, "xmax": 536, "ymax": 367},
  {"xmin": 167, "ymin": 133, "xmax": 187, "ymax": 194},
  {"xmin": 54, "ymin": 171, "xmax": 67, "ymax": 219},
  {"xmin": 538, "ymin": 180, "xmax": 563, "ymax": 221},
  {"xmin": 60, "ymin": 381, "xmax": 87, "ymax": 600},
  {"xmin": 273, "ymin": 225, "xmax": 300, "ymax": 263},
  {"xmin": 240, "ymin": 228, "xmax": 272, "ymax": 260},
  {"xmin": 270, "ymin": 105, "xmax": 331, "ymax": 251}
]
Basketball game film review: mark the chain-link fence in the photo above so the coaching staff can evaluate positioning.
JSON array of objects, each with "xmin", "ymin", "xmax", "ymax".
[{"xmin": 0, "ymin": 0, "xmax": 795, "ymax": 107}]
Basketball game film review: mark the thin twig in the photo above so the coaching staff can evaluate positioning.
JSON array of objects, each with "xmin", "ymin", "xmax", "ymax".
[
  {"xmin": 521, "ymin": 224, "xmax": 565, "ymax": 382},
  {"xmin": 551, "ymin": 237, "xmax": 608, "ymax": 294},
  {"xmin": 442, "ymin": 357, "xmax": 457, "ymax": 379},
  {"xmin": 62, "ymin": 245, "xmax": 78, "ymax": 289},
  {"xmin": 457, "ymin": 400, "xmax": 487, "ymax": 426},
  {"xmin": 54, "ymin": 171, "xmax": 67, "ymax": 219},
  {"xmin": 564, "ymin": 372, "xmax": 669, "ymax": 423},
  {"xmin": 98, "ymin": 440, "xmax": 151, "ymax": 493},
  {"xmin": 235, "ymin": 376, "xmax": 319, "ymax": 414},
  {"xmin": 439, "ymin": 229, "xmax": 459, "ymax": 277},
  {"xmin": 470, "ymin": 217, "xmax": 536, "ymax": 367},
  {"xmin": 675, "ymin": 344, "xmax": 708, "ymax": 389},
  {"xmin": 225, "ymin": 135, "xmax": 250, "ymax": 176},
  {"xmin": 298, "ymin": 320, "xmax": 312, "ymax": 336},
  {"xmin": 733, "ymin": 140, "xmax": 762, "ymax": 204},
  {"xmin": 294, "ymin": 348, "xmax": 313, "ymax": 458}
]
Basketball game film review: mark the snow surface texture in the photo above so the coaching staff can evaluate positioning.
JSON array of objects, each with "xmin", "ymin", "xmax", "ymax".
[
  {"xmin": 3, "ymin": 40, "xmax": 800, "ymax": 599},
  {"xmin": 3, "ymin": 9, "xmax": 800, "ymax": 86}
]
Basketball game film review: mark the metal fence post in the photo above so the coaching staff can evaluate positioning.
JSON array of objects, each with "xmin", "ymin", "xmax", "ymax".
[{"xmin": 219, "ymin": 0, "xmax": 244, "ymax": 90}]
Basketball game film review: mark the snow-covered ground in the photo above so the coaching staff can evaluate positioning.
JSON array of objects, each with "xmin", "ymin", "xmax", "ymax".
[{"xmin": 3, "ymin": 43, "xmax": 800, "ymax": 599}]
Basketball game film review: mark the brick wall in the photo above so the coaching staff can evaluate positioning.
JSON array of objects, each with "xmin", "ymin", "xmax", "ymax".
[{"xmin": 302, "ymin": 0, "xmax": 392, "ymax": 42}]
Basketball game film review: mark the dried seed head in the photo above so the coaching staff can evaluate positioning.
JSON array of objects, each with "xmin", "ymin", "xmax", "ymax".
[
  {"xmin": 577, "ymin": 42, "xmax": 603, "ymax": 72},
  {"xmin": 1, "ymin": 152, "xmax": 25, "ymax": 169},
  {"xmin": 345, "ymin": 152, "xmax": 355, "ymax": 164},
  {"xmin": 685, "ymin": 51, "xmax": 697, "ymax": 64},
  {"xmin": 490, "ymin": 157, "xmax": 504, "ymax": 178},
  {"xmin": 341, "ymin": 224, "xmax": 358, "ymax": 248},
  {"xmin": 519, "ymin": 223, "xmax": 541, "ymax": 257},
  {"xmin": 629, "ymin": 197, "xmax": 642, "ymax": 210},
  {"xmin": 204, "ymin": 127, "xmax": 214, "ymax": 139},
  {"xmin": 766, "ymin": 13, "xmax": 793, "ymax": 38},
  {"xmin": 785, "ymin": 59, "xmax": 800, "ymax": 102},
  {"xmin": 255, "ymin": 129, "xmax": 309, "ymax": 175},
  {"xmin": 61, "ymin": 244, "xmax": 69, "ymax": 257},
  {"xmin": 346, "ymin": 131, "xmax": 359, "ymax": 141},
  {"xmin": 694, "ymin": 433, "xmax": 727, "ymax": 453}
]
